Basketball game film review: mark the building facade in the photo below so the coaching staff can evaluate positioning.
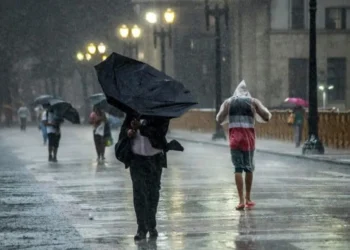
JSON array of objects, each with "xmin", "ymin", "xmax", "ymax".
[
  {"xmin": 232, "ymin": 0, "xmax": 350, "ymax": 109},
  {"xmin": 132, "ymin": 0, "xmax": 350, "ymax": 110},
  {"xmin": 131, "ymin": 0, "xmax": 232, "ymax": 108}
]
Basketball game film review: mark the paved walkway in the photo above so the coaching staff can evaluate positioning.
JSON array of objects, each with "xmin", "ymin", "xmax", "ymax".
[
  {"xmin": 1, "ymin": 126, "xmax": 350, "ymax": 249},
  {"xmin": 168, "ymin": 130, "xmax": 350, "ymax": 165}
]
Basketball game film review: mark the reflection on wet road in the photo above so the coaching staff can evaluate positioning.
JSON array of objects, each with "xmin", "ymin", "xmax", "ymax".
[{"xmin": 1, "ymin": 126, "xmax": 350, "ymax": 249}]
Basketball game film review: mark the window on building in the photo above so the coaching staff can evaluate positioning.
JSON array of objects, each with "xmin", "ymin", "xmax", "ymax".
[
  {"xmin": 327, "ymin": 58, "xmax": 346, "ymax": 101},
  {"xmin": 325, "ymin": 8, "xmax": 347, "ymax": 30},
  {"xmin": 291, "ymin": 0, "xmax": 305, "ymax": 29},
  {"xmin": 289, "ymin": 58, "xmax": 308, "ymax": 99}
]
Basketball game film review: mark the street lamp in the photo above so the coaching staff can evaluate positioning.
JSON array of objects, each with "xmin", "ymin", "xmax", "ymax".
[
  {"xmin": 318, "ymin": 84, "xmax": 334, "ymax": 109},
  {"xmin": 302, "ymin": 0, "xmax": 324, "ymax": 154},
  {"xmin": 85, "ymin": 53, "xmax": 92, "ymax": 61},
  {"xmin": 118, "ymin": 24, "xmax": 141, "ymax": 58},
  {"xmin": 146, "ymin": 8, "xmax": 175, "ymax": 73},
  {"xmin": 98, "ymin": 43, "xmax": 106, "ymax": 54},
  {"xmin": 205, "ymin": 0, "xmax": 229, "ymax": 141},
  {"xmin": 75, "ymin": 42, "xmax": 108, "ymax": 123},
  {"xmin": 76, "ymin": 52, "xmax": 84, "ymax": 61},
  {"xmin": 146, "ymin": 12, "xmax": 158, "ymax": 24},
  {"xmin": 87, "ymin": 43, "xmax": 97, "ymax": 55}
]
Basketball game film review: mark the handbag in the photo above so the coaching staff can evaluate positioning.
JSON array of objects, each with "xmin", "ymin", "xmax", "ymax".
[
  {"xmin": 114, "ymin": 137, "xmax": 133, "ymax": 165},
  {"xmin": 105, "ymin": 136, "xmax": 114, "ymax": 147},
  {"xmin": 287, "ymin": 113, "xmax": 295, "ymax": 125}
]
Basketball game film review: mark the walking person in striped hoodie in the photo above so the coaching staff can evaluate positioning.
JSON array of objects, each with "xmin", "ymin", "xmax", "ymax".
[{"xmin": 216, "ymin": 80, "xmax": 272, "ymax": 210}]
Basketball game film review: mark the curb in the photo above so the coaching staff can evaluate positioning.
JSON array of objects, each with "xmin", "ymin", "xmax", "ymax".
[{"xmin": 168, "ymin": 136, "xmax": 350, "ymax": 167}]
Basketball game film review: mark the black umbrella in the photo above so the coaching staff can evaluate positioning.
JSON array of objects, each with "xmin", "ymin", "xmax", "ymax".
[
  {"xmin": 94, "ymin": 53, "xmax": 197, "ymax": 118},
  {"xmin": 33, "ymin": 95, "xmax": 54, "ymax": 106},
  {"xmin": 48, "ymin": 99, "xmax": 80, "ymax": 124},
  {"xmin": 89, "ymin": 93, "xmax": 123, "ymax": 117}
]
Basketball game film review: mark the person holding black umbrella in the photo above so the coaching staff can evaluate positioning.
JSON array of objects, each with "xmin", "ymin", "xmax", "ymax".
[
  {"xmin": 95, "ymin": 53, "xmax": 197, "ymax": 241},
  {"xmin": 119, "ymin": 114, "xmax": 171, "ymax": 241},
  {"xmin": 42, "ymin": 106, "xmax": 63, "ymax": 162}
]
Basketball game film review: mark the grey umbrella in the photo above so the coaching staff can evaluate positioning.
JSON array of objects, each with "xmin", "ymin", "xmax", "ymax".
[
  {"xmin": 33, "ymin": 95, "xmax": 54, "ymax": 106},
  {"xmin": 89, "ymin": 93, "xmax": 123, "ymax": 117}
]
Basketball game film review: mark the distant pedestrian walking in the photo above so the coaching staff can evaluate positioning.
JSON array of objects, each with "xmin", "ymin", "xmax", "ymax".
[
  {"xmin": 89, "ymin": 107, "xmax": 110, "ymax": 162},
  {"xmin": 42, "ymin": 108, "xmax": 63, "ymax": 162},
  {"xmin": 216, "ymin": 80, "xmax": 271, "ymax": 210},
  {"xmin": 292, "ymin": 106, "xmax": 305, "ymax": 147},
  {"xmin": 17, "ymin": 106, "xmax": 30, "ymax": 131},
  {"xmin": 38, "ymin": 106, "xmax": 48, "ymax": 145}
]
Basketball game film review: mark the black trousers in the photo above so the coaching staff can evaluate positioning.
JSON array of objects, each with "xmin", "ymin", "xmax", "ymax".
[
  {"xmin": 93, "ymin": 134, "xmax": 105, "ymax": 158},
  {"xmin": 129, "ymin": 153, "xmax": 163, "ymax": 232},
  {"xmin": 20, "ymin": 118, "xmax": 27, "ymax": 130}
]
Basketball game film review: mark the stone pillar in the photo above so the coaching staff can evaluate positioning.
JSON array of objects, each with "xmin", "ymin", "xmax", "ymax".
[
  {"xmin": 230, "ymin": 0, "xmax": 241, "ymax": 91},
  {"xmin": 255, "ymin": 0, "xmax": 270, "ymax": 104},
  {"xmin": 240, "ymin": 0, "xmax": 257, "ymax": 97}
]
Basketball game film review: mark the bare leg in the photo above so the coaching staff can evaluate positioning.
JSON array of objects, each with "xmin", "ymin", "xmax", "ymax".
[
  {"xmin": 245, "ymin": 172, "xmax": 253, "ymax": 202},
  {"xmin": 235, "ymin": 173, "xmax": 244, "ymax": 205}
]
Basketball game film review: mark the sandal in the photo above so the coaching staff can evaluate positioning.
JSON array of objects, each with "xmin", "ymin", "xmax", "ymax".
[
  {"xmin": 245, "ymin": 201, "xmax": 256, "ymax": 208},
  {"xmin": 235, "ymin": 203, "xmax": 245, "ymax": 210}
]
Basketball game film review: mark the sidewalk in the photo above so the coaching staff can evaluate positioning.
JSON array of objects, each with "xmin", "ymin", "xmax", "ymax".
[
  {"xmin": 168, "ymin": 130, "xmax": 350, "ymax": 165},
  {"xmin": 0, "ymin": 135, "xmax": 84, "ymax": 249}
]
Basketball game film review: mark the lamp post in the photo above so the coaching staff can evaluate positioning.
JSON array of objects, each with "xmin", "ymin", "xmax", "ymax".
[
  {"xmin": 302, "ymin": 0, "xmax": 324, "ymax": 154},
  {"xmin": 205, "ymin": 0, "xmax": 229, "ymax": 141},
  {"xmin": 76, "ymin": 42, "xmax": 107, "ymax": 123},
  {"xmin": 318, "ymin": 85, "xmax": 334, "ymax": 109},
  {"xmin": 146, "ymin": 9, "xmax": 175, "ymax": 73},
  {"xmin": 118, "ymin": 24, "xmax": 141, "ymax": 58}
]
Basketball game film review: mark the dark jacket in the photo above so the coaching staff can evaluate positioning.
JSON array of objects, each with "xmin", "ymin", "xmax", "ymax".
[{"xmin": 118, "ymin": 114, "xmax": 183, "ymax": 169}]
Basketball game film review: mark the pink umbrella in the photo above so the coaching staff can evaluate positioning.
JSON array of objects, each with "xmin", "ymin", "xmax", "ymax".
[{"xmin": 284, "ymin": 98, "xmax": 308, "ymax": 107}]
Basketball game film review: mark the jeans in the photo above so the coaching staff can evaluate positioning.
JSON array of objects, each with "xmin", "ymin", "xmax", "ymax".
[{"xmin": 40, "ymin": 123, "xmax": 48, "ymax": 144}]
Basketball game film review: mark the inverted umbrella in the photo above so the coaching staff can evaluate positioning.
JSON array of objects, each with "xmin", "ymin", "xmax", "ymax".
[
  {"xmin": 48, "ymin": 99, "xmax": 80, "ymax": 124},
  {"xmin": 285, "ymin": 98, "xmax": 308, "ymax": 107},
  {"xmin": 89, "ymin": 93, "xmax": 123, "ymax": 117},
  {"xmin": 33, "ymin": 95, "xmax": 54, "ymax": 106},
  {"xmin": 94, "ymin": 53, "xmax": 197, "ymax": 118}
]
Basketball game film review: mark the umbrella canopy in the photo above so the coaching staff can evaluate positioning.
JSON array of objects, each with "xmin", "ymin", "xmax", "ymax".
[
  {"xmin": 33, "ymin": 95, "xmax": 54, "ymax": 106},
  {"xmin": 285, "ymin": 98, "xmax": 308, "ymax": 107},
  {"xmin": 89, "ymin": 93, "xmax": 106, "ymax": 106},
  {"xmin": 48, "ymin": 99, "xmax": 80, "ymax": 124},
  {"xmin": 89, "ymin": 93, "xmax": 123, "ymax": 117},
  {"xmin": 94, "ymin": 53, "xmax": 197, "ymax": 119}
]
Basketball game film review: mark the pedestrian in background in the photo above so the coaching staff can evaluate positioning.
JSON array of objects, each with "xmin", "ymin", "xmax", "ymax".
[
  {"xmin": 216, "ymin": 80, "xmax": 271, "ymax": 210},
  {"xmin": 89, "ymin": 106, "xmax": 108, "ymax": 162},
  {"xmin": 42, "ymin": 107, "xmax": 63, "ymax": 162},
  {"xmin": 38, "ymin": 106, "xmax": 48, "ymax": 145},
  {"xmin": 17, "ymin": 105, "xmax": 30, "ymax": 131},
  {"xmin": 293, "ymin": 106, "xmax": 305, "ymax": 148}
]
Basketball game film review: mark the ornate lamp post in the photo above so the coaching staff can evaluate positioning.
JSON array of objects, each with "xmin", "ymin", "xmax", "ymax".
[
  {"xmin": 146, "ymin": 9, "xmax": 175, "ymax": 73},
  {"xmin": 302, "ymin": 0, "xmax": 324, "ymax": 154},
  {"xmin": 76, "ymin": 42, "xmax": 107, "ymax": 123},
  {"xmin": 118, "ymin": 24, "xmax": 141, "ymax": 58},
  {"xmin": 205, "ymin": 0, "xmax": 229, "ymax": 141}
]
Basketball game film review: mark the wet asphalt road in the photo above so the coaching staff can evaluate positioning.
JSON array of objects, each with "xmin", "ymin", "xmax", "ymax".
[{"xmin": 0, "ymin": 126, "xmax": 350, "ymax": 250}]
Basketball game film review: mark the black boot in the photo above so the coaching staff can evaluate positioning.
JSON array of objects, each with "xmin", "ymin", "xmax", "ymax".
[
  {"xmin": 149, "ymin": 228, "xmax": 158, "ymax": 239},
  {"xmin": 134, "ymin": 228, "xmax": 147, "ymax": 241}
]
